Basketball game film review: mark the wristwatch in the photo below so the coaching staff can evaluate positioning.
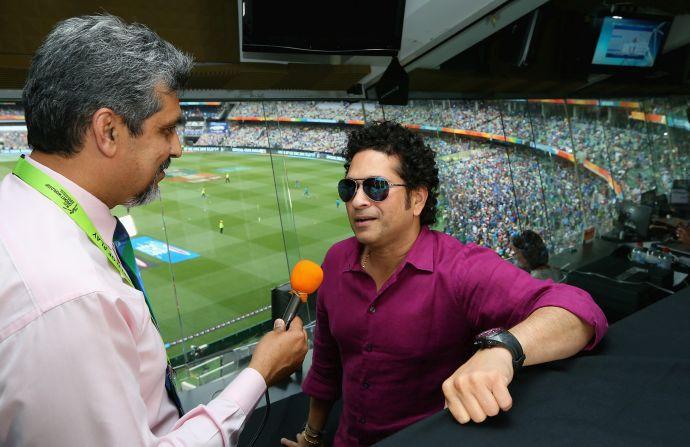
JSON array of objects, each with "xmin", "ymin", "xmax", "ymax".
[{"xmin": 474, "ymin": 328, "xmax": 526, "ymax": 373}]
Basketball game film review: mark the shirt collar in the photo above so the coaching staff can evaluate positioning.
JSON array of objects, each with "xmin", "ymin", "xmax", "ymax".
[
  {"xmin": 405, "ymin": 226, "xmax": 434, "ymax": 272},
  {"xmin": 344, "ymin": 225, "xmax": 435, "ymax": 273},
  {"xmin": 25, "ymin": 154, "xmax": 117, "ymax": 246}
]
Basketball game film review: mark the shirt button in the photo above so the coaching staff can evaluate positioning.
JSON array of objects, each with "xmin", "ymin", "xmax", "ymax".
[
  {"xmin": 362, "ymin": 382, "xmax": 370, "ymax": 389},
  {"xmin": 364, "ymin": 343, "xmax": 373, "ymax": 352},
  {"xmin": 368, "ymin": 305, "xmax": 376, "ymax": 313},
  {"xmin": 359, "ymin": 416, "xmax": 366, "ymax": 424}
]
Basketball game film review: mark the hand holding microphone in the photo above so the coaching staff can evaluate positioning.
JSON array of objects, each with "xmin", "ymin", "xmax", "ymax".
[
  {"xmin": 250, "ymin": 316, "xmax": 308, "ymax": 386},
  {"xmin": 249, "ymin": 260, "xmax": 323, "ymax": 386}
]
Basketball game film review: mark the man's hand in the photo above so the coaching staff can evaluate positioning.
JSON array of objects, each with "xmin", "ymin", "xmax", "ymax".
[
  {"xmin": 442, "ymin": 347, "xmax": 514, "ymax": 424},
  {"xmin": 248, "ymin": 317, "xmax": 308, "ymax": 387}
]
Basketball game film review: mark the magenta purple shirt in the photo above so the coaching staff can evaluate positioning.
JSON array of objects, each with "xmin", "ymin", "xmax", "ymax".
[{"xmin": 302, "ymin": 226, "xmax": 608, "ymax": 446}]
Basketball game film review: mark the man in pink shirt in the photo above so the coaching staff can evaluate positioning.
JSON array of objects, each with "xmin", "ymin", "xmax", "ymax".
[
  {"xmin": 0, "ymin": 15, "xmax": 307, "ymax": 446},
  {"xmin": 282, "ymin": 122, "xmax": 607, "ymax": 446}
]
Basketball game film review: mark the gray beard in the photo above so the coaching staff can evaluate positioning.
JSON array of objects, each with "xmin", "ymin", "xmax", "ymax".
[
  {"xmin": 124, "ymin": 180, "xmax": 160, "ymax": 207},
  {"xmin": 124, "ymin": 158, "xmax": 170, "ymax": 207}
]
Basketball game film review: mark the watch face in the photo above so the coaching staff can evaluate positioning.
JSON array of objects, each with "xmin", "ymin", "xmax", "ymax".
[{"xmin": 477, "ymin": 328, "xmax": 505, "ymax": 339}]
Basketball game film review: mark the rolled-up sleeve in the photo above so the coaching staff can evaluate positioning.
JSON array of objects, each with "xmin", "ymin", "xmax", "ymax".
[{"xmin": 458, "ymin": 245, "xmax": 608, "ymax": 349}]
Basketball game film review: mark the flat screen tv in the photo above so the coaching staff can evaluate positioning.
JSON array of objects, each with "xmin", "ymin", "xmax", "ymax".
[
  {"xmin": 242, "ymin": 0, "xmax": 406, "ymax": 55},
  {"xmin": 591, "ymin": 14, "xmax": 672, "ymax": 69}
]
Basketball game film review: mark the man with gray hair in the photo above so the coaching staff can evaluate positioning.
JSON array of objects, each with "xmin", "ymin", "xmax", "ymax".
[{"xmin": 0, "ymin": 15, "xmax": 307, "ymax": 446}]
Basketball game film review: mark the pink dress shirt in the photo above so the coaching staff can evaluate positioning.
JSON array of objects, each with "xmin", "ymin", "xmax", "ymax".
[
  {"xmin": 0, "ymin": 155, "xmax": 265, "ymax": 446},
  {"xmin": 302, "ymin": 227, "xmax": 608, "ymax": 446}
]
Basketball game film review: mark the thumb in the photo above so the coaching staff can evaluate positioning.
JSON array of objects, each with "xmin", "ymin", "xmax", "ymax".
[{"xmin": 274, "ymin": 318, "xmax": 286, "ymax": 333}]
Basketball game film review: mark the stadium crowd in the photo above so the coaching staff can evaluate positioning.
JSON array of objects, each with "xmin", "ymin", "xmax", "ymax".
[
  {"xmin": 2, "ymin": 100, "xmax": 687, "ymax": 257},
  {"xmin": 228, "ymin": 101, "xmax": 384, "ymax": 121},
  {"xmin": 0, "ymin": 130, "xmax": 28, "ymax": 151},
  {"xmin": 192, "ymin": 123, "xmax": 347, "ymax": 154},
  {"xmin": 220, "ymin": 100, "xmax": 688, "ymax": 200},
  {"xmin": 438, "ymin": 140, "xmax": 614, "ymax": 255},
  {"xmin": 0, "ymin": 106, "xmax": 24, "ymax": 119}
]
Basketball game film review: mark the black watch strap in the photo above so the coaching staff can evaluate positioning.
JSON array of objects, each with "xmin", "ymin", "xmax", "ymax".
[{"xmin": 474, "ymin": 328, "xmax": 526, "ymax": 373}]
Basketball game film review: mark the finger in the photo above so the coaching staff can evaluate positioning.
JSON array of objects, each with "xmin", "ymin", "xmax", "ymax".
[
  {"xmin": 442, "ymin": 380, "xmax": 470, "ymax": 424},
  {"xmin": 279, "ymin": 438, "xmax": 297, "ymax": 447},
  {"xmin": 491, "ymin": 382, "xmax": 513, "ymax": 412},
  {"xmin": 473, "ymin": 385, "xmax": 501, "ymax": 417},
  {"xmin": 455, "ymin": 385, "xmax": 488, "ymax": 423},
  {"xmin": 288, "ymin": 316, "xmax": 304, "ymax": 331},
  {"xmin": 446, "ymin": 396, "xmax": 471, "ymax": 424},
  {"xmin": 274, "ymin": 318, "xmax": 286, "ymax": 332}
]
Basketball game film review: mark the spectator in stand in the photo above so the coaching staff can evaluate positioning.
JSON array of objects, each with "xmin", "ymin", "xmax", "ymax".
[{"xmin": 510, "ymin": 230, "xmax": 562, "ymax": 282}]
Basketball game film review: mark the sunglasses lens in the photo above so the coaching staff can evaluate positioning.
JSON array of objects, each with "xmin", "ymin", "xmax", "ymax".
[
  {"xmin": 338, "ymin": 178, "xmax": 357, "ymax": 202},
  {"xmin": 363, "ymin": 177, "xmax": 389, "ymax": 201}
]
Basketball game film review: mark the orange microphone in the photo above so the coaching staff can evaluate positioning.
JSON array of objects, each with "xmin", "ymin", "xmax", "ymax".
[{"xmin": 282, "ymin": 259, "xmax": 324, "ymax": 328}]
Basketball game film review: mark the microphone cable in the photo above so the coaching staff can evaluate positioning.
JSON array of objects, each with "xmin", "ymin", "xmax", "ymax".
[
  {"xmin": 246, "ymin": 258, "xmax": 322, "ymax": 446},
  {"xmin": 246, "ymin": 389, "xmax": 271, "ymax": 447}
]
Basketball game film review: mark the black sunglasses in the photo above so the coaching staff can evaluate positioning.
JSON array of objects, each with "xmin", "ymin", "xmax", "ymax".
[{"xmin": 337, "ymin": 176, "xmax": 407, "ymax": 202}]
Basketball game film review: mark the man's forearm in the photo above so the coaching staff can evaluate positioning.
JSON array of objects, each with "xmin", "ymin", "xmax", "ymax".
[
  {"xmin": 509, "ymin": 306, "xmax": 594, "ymax": 366},
  {"xmin": 307, "ymin": 397, "xmax": 335, "ymax": 432},
  {"xmin": 442, "ymin": 306, "xmax": 595, "ymax": 424}
]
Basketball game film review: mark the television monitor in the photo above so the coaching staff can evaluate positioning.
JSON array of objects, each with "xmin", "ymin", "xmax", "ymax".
[
  {"xmin": 591, "ymin": 15, "xmax": 672, "ymax": 68},
  {"xmin": 242, "ymin": 0, "xmax": 406, "ymax": 55}
]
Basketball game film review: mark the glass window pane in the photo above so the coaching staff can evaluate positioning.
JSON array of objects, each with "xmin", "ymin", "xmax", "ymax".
[
  {"xmin": 604, "ymin": 103, "xmax": 655, "ymax": 202},
  {"xmin": 564, "ymin": 102, "xmax": 619, "ymax": 237},
  {"xmin": 434, "ymin": 100, "xmax": 519, "ymax": 255},
  {"xmin": 260, "ymin": 100, "xmax": 356, "ymax": 267},
  {"xmin": 493, "ymin": 100, "xmax": 553, "ymax": 255},
  {"xmin": 118, "ymin": 101, "xmax": 287, "ymax": 363},
  {"xmin": 525, "ymin": 100, "xmax": 586, "ymax": 253},
  {"xmin": 641, "ymin": 99, "xmax": 676, "ymax": 196}
]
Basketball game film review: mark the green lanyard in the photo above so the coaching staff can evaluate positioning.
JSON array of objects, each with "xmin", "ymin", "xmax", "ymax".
[{"xmin": 12, "ymin": 156, "xmax": 134, "ymax": 288}]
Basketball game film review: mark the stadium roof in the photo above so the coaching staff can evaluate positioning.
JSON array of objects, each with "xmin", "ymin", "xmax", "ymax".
[{"xmin": 1, "ymin": 0, "xmax": 690, "ymax": 100}]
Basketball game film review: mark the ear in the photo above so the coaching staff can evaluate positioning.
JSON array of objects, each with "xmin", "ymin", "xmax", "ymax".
[
  {"xmin": 91, "ymin": 108, "xmax": 120, "ymax": 158},
  {"xmin": 411, "ymin": 186, "xmax": 428, "ymax": 217}
]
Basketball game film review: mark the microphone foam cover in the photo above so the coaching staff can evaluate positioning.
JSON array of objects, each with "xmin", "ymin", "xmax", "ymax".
[{"xmin": 290, "ymin": 259, "xmax": 324, "ymax": 300}]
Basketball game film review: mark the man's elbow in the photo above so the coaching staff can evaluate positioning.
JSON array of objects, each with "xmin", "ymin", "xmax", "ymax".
[{"xmin": 578, "ymin": 320, "xmax": 596, "ymax": 351}]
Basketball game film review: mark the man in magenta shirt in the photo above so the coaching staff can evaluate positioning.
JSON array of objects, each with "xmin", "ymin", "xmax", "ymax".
[{"xmin": 282, "ymin": 122, "xmax": 608, "ymax": 447}]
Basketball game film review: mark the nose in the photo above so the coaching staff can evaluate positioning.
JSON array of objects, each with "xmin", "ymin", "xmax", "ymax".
[
  {"xmin": 171, "ymin": 133, "xmax": 183, "ymax": 158},
  {"xmin": 350, "ymin": 181, "xmax": 371, "ymax": 208}
]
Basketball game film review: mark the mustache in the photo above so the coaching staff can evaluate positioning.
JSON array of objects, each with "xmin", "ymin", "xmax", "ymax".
[{"xmin": 159, "ymin": 158, "xmax": 171, "ymax": 172}]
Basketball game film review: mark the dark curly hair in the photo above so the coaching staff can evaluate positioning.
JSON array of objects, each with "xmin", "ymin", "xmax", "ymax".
[{"xmin": 342, "ymin": 121, "xmax": 439, "ymax": 226}]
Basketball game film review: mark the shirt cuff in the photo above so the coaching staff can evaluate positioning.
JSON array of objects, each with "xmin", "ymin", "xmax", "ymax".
[
  {"xmin": 215, "ymin": 367, "xmax": 267, "ymax": 416},
  {"xmin": 528, "ymin": 287, "xmax": 609, "ymax": 350}
]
